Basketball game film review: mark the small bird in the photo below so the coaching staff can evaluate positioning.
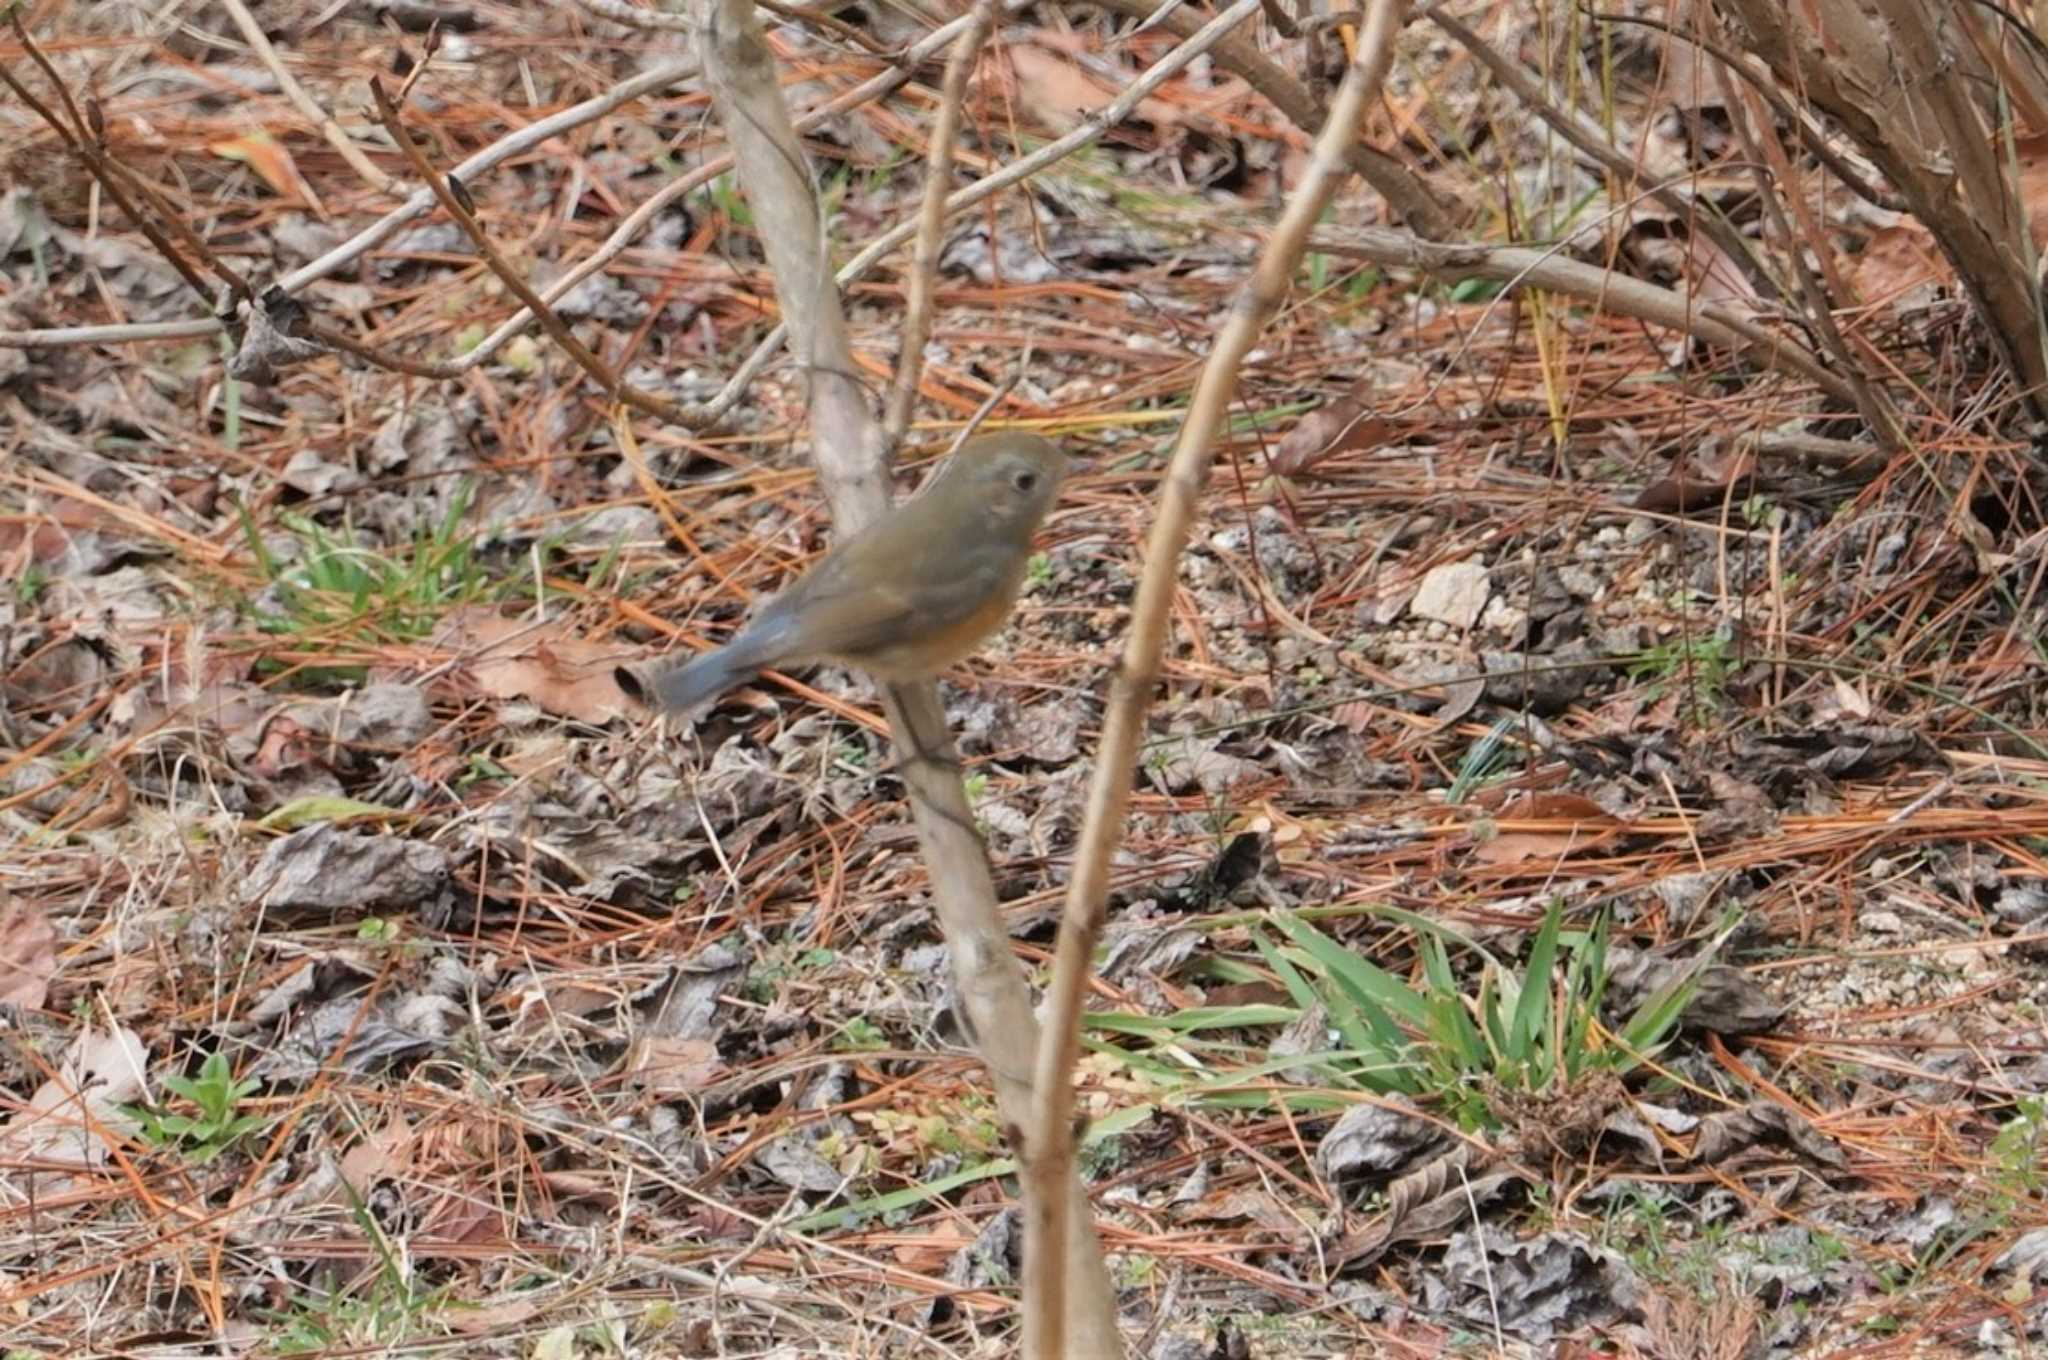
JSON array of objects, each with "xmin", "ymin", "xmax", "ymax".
[{"xmin": 647, "ymin": 432, "xmax": 1068, "ymax": 713}]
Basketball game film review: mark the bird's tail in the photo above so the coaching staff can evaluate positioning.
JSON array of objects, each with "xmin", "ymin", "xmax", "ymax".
[{"xmin": 648, "ymin": 645, "xmax": 755, "ymax": 713}]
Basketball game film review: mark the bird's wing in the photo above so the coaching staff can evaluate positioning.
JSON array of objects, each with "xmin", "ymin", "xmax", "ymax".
[{"xmin": 759, "ymin": 534, "xmax": 1018, "ymax": 662}]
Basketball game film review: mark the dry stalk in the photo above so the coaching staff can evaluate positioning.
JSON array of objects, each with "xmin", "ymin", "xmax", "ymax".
[
  {"xmin": 0, "ymin": 10, "xmax": 1015, "ymax": 433},
  {"xmin": 1703, "ymin": 10, "xmax": 1905, "ymax": 454},
  {"xmin": 1083, "ymin": 0, "xmax": 1464, "ymax": 237},
  {"xmin": 457, "ymin": 7, "xmax": 994, "ymax": 416},
  {"xmin": 217, "ymin": 0, "xmax": 394, "ymax": 194},
  {"xmin": 722, "ymin": 0, "xmax": 1269, "ymax": 428},
  {"xmin": 0, "ymin": 24, "xmax": 217, "ymax": 307},
  {"xmin": 698, "ymin": 0, "xmax": 1122, "ymax": 1351},
  {"xmin": 1019, "ymin": 2, "xmax": 1411, "ymax": 1356},
  {"xmin": 0, "ymin": 58, "xmax": 701, "ymax": 349},
  {"xmin": 0, "ymin": 18, "xmax": 470, "ymax": 382},
  {"xmin": 1950, "ymin": 0, "xmax": 2048, "ymax": 139},
  {"xmin": 368, "ymin": 75, "xmax": 694, "ymax": 423},
  {"xmin": 2, "ymin": 0, "xmax": 1251, "ymax": 445},
  {"xmin": 1582, "ymin": 8, "xmax": 1903, "ymax": 212},
  {"xmin": 1717, "ymin": 0, "xmax": 2048, "ymax": 417},
  {"xmin": 883, "ymin": 0, "xmax": 999, "ymax": 445},
  {"xmin": 1422, "ymin": 3, "xmax": 1768, "ymax": 300},
  {"xmin": 571, "ymin": 0, "xmax": 696, "ymax": 31},
  {"xmin": 1302, "ymin": 224, "xmax": 1860, "ymax": 406}
]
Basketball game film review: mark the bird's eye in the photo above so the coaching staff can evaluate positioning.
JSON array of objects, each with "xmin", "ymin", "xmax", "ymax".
[{"xmin": 1013, "ymin": 469, "xmax": 1038, "ymax": 492}]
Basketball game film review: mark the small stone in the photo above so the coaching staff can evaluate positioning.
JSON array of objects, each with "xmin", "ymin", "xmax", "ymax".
[
  {"xmin": 1482, "ymin": 642, "xmax": 1599, "ymax": 714},
  {"xmin": 1481, "ymin": 595, "xmax": 1528, "ymax": 639},
  {"xmin": 1409, "ymin": 557, "xmax": 1491, "ymax": 630},
  {"xmin": 1558, "ymin": 565, "xmax": 1603, "ymax": 598}
]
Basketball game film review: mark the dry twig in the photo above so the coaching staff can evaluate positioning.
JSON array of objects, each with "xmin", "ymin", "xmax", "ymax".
[
  {"xmin": 1022, "ymin": 2, "xmax": 1407, "ymax": 1355},
  {"xmin": 698, "ymin": 0, "xmax": 1122, "ymax": 1349},
  {"xmin": 217, "ymin": 0, "xmax": 394, "ymax": 194},
  {"xmin": 1303, "ymin": 224, "xmax": 1861, "ymax": 407},
  {"xmin": 882, "ymin": 0, "xmax": 998, "ymax": 445}
]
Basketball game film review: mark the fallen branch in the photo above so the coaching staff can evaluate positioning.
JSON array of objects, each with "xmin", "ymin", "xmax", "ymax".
[{"xmin": 1303, "ymin": 225, "xmax": 1862, "ymax": 407}]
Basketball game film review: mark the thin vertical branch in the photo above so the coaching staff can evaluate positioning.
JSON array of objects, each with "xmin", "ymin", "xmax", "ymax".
[
  {"xmin": 698, "ymin": 0, "xmax": 1124, "ymax": 1352},
  {"xmin": 884, "ymin": 0, "xmax": 999, "ymax": 445},
  {"xmin": 1020, "ymin": 4, "xmax": 1411, "ymax": 1356}
]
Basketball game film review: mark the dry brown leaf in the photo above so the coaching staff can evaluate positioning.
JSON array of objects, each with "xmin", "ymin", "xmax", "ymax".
[
  {"xmin": 492, "ymin": 733, "xmax": 577, "ymax": 780},
  {"xmin": 1693, "ymin": 1101, "xmax": 1844, "ymax": 1167},
  {"xmin": 1240, "ymin": 799, "xmax": 1326, "ymax": 854},
  {"xmin": 889, "ymin": 1222, "xmax": 964, "ymax": 1272},
  {"xmin": 443, "ymin": 1299, "xmax": 546, "ymax": 1336},
  {"xmin": 209, "ymin": 131, "xmax": 313, "ymax": 206},
  {"xmin": 1639, "ymin": 688, "xmax": 1685, "ymax": 731},
  {"xmin": 1848, "ymin": 222, "xmax": 1949, "ymax": 303},
  {"xmin": 0, "ymin": 520, "xmax": 92, "ymax": 569},
  {"xmin": 1273, "ymin": 390, "xmax": 1396, "ymax": 475},
  {"xmin": 0, "ymin": 897, "xmax": 58, "ymax": 1010},
  {"xmin": 338, "ymin": 1110, "xmax": 416, "ymax": 1191},
  {"xmin": 423, "ymin": 1191, "xmax": 504, "ymax": 1244},
  {"xmin": 1683, "ymin": 228, "xmax": 1762, "ymax": 313},
  {"xmin": 0, "ymin": 1027, "xmax": 147, "ymax": 1196},
  {"xmin": 1330, "ymin": 698, "xmax": 1387, "ymax": 733},
  {"xmin": 689, "ymin": 1200, "xmax": 752, "ymax": 1241},
  {"xmin": 1171, "ymin": 1185, "xmax": 1302, "ymax": 1236},
  {"xmin": 2011, "ymin": 134, "xmax": 2048, "ymax": 251},
  {"xmin": 1202, "ymin": 980, "xmax": 1290, "ymax": 1008},
  {"xmin": 250, "ymin": 714, "xmax": 325, "ymax": 780},
  {"xmin": 1005, "ymin": 42, "xmax": 1180, "ymax": 132},
  {"xmin": 1830, "ymin": 674, "xmax": 1872, "ymax": 721},
  {"xmin": 1470, "ymin": 792, "xmax": 1623, "ymax": 866},
  {"xmin": 507, "ymin": 976, "xmax": 621, "ymax": 1037},
  {"xmin": 540, "ymin": 1171, "xmax": 616, "ymax": 1204},
  {"xmin": 623, "ymin": 1036, "xmax": 721, "ymax": 1097},
  {"xmin": 1697, "ymin": 771, "xmax": 1776, "ymax": 842},
  {"xmin": 1633, "ymin": 443, "xmax": 1758, "ymax": 515},
  {"xmin": 1584, "ymin": 691, "xmax": 1646, "ymax": 735},
  {"xmin": 1494, "ymin": 791, "xmax": 1615, "ymax": 820},
  {"xmin": 432, "ymin": 609, "xmax": 638, "ymax": 722}
]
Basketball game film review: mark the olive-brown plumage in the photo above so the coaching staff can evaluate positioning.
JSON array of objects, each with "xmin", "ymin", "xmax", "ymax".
[{"xmin": 650, "ymin": 433, "xmax": 1068, "ymax": 712}]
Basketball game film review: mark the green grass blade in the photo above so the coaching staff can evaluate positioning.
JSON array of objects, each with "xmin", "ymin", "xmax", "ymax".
[
  {"xmin": 1509, "ymin": 898, "xmax": 1565, "ymax": 1057},
  {"xmin": 1273, "ymin": 913, "xmax": 1429, "ymax": 1027}
]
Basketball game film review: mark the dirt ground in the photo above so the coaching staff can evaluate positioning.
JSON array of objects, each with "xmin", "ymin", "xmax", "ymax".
[{"xmin": 4, "ymin": 2, "xmax": 2048, "ymax": 1357}]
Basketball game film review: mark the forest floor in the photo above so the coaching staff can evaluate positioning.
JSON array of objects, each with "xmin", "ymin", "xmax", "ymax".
[{"xmin": 4, "ymin": 2, "xmax": 2048, "ymax": 1357}]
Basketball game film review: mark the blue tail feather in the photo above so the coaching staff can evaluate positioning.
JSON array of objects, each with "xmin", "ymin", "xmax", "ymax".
[{"xmin": 652, "ymin": 648, "xmax": 752, "ymax": 712}]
